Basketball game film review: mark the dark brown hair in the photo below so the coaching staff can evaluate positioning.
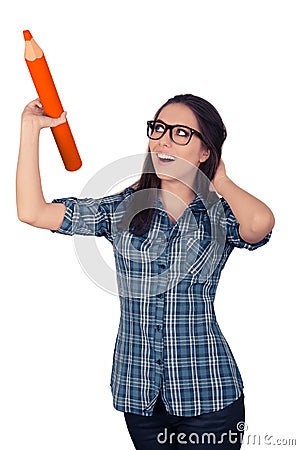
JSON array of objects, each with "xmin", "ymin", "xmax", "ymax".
[{"xmin": 120, "ymin": 94, "xmax": 227, "ymax": 236}]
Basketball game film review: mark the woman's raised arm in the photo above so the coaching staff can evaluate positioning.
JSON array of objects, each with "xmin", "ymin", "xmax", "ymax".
[
  {"xmin": 211, "ymin": 159, "xmax": 275, "ymax": 244},
  {"xmin": 16, "ymin": 99, "xmax": 67, "ymax": 230}
]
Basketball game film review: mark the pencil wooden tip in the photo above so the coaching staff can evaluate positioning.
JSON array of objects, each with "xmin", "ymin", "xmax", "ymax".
[{"xmin": 23, "ymin": 30, "xmax": 33, "ymax": 41}]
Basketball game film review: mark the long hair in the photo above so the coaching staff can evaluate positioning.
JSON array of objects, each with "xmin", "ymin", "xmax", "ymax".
[{"xmin": 119, "ymin": 94, "xmax": 227, "ymax": 236}]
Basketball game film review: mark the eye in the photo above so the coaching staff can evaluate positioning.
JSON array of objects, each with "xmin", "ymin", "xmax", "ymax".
[
  {"xmin": 154, "ymin": 123, "xmax": 165, "ymax": 133},
  {"xmin": 175, "ymin": 127, "xmax": 190, "ymax": 137}
]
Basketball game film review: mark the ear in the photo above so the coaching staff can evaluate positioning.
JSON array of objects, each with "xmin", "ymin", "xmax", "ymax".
[{"xmin": 199, "ymin": 147, "xmax": 210, "ymax": 164}]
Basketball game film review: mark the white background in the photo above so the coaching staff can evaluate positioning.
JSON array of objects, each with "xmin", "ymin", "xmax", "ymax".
[{"xmin": 1, "ymin": 0, "xmax": 299, "ymax": 448}]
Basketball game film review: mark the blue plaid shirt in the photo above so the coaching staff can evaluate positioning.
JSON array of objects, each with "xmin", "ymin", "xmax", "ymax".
[{"xmin": 52, "ymin": 186, "xmax": 271, "ymax": 417}]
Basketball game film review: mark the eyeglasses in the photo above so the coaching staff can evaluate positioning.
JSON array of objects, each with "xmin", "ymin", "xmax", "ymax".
[{"xmin": 147, "ymin": 119, "xmax": 207, "ymax": 146}]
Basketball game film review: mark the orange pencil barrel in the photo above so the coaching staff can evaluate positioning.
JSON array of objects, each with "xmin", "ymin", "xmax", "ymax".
[{"xmin": 23, "ymin": 30, "xmax": 82, "ymax": 171}]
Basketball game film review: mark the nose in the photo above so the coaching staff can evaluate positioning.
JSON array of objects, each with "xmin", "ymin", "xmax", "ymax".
[{"xmin": 159, "ymin": 128, "xmax": 172, "ymax": 147}]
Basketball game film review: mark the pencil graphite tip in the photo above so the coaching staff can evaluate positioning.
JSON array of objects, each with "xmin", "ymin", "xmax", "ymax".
[{"xmin": 23, "ymin": 30, "xmax": 33, "ymax": 41}]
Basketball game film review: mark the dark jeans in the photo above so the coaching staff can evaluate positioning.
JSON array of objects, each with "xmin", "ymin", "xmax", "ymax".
[{"xmin": 124, "ymin": 392, "xmax": 245, "ymax": 449}]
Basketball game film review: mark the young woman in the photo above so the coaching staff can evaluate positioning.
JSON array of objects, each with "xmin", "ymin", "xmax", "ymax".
[{"xmin": 16, "ymin": 94, "xmax": 275, "ymax": 449}]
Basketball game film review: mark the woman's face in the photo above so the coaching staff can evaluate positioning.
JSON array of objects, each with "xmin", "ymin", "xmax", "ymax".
[{"xmin": 149, "ymin": 103, "xmax": 210, "ymax": 187}]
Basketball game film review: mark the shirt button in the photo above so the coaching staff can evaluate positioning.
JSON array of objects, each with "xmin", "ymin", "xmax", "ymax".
[
  {"xmin": 160, "ymin": 263, "xmax": 166, "ymax": 269},
  {"xmin": 156, "ymin": 325, "xmax": 162, "ymax": 331},
  {"xmin": 156, "ymin": 359, "xmax": 162, "ymax": 365}
]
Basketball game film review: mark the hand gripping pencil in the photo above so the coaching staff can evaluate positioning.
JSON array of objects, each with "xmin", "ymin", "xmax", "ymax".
[{"xmin": 23, "ymin": 30, "xmax": 82, "ymax": 171}]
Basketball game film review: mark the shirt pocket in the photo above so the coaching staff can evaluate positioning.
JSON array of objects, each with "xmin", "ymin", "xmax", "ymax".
[
  {"xmin": 113, "ymin": 230, "xmax": 161, "ymax": 263},
  {"xmin": 183, "ymin": 223, "xmax": 226, "ymax": 283},
  {"xmin": 113, "ymin": 231, "xmax": 164, "ymax": 297}
]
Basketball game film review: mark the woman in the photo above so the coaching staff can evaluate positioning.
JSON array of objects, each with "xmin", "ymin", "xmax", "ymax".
[{"xmin": 16, "ymin": 94, "xmax": 275, "ymax": 449}]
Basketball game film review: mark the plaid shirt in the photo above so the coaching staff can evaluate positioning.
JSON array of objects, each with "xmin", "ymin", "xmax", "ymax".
[{"xmin": 52, "ymin": 186, "xmax": 271, "ymax": 417}]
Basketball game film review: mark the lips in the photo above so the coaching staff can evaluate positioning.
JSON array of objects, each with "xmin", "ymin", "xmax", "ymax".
[{"xmin": 157, "ymin": 152, "xmax": 176, "ymax": 162}]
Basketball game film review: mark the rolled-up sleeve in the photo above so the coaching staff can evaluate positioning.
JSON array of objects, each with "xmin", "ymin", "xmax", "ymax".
[
  {"xmin": 220, "ymin": 197, "xmax": 272, "ymax": 251},
  {"xmin": 51, "ymin": 197, "xmax": 111, "ymax": 238}
]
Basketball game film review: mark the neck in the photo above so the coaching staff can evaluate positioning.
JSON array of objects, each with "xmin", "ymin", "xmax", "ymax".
[{"xmin": 160, "ymin": 179, "xmax": 196, "ymax": 206}]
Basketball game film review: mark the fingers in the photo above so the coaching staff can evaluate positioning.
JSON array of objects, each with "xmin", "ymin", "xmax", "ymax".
[
  {"xmin": 23, "ymin": 98, "xmax": 44, "ymax": 116},
  {"xmin": 22, "ymin": 99, "xmax": 67, "ymax": 129},
  {"xmin": 51, "ymin": 111, "xmax": 67, "ymax": 128},
  {"xmin": 25, "ymin": 99, "xmax": 66, "ymax": 118},
  {"xmin": 36, "ymin": 111, "xmax": 67, "ymax": 130},
  {"xmin": 26, "ymin": 98, "xmax": 43, "ymax": 109},
  {"xmin": 34, "ymin": 98, "xmax": 42, "ymax": 108}
]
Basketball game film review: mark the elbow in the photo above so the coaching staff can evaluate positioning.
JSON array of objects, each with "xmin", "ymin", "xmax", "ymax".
[
  {"xmin": 17, "ymin": 214, "xmax": 34, "ymax": 225},
  {"xmin": 258, "ymin": 210, "xmax": 275, "ymax": 234},
  {"xmin": 17, "ymin": 208, "xmax": 37, "ymax": 226},
  {"xmin": 240, "ymin": 211, "xmax": 275, "ymax": 244}
]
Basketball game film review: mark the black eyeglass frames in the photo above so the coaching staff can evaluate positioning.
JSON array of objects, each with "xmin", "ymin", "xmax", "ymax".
[{"xmin": 147, "ymin": 120, "xmax": 208, "ymax": 146}]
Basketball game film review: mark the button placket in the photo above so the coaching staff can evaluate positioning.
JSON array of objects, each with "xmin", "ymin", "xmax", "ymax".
[{"xmin": 152, "ymin": 223, "xmax": 171, "ymax": 389}]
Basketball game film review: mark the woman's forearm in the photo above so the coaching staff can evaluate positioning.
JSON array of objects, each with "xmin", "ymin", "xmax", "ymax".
[
  {"xmin": 16, "ymin": 121, "xmax": 47, "ymax": 223},
  {"xmin": 216, "ymin": 176, "xmax": 275, "ymax": 243}
]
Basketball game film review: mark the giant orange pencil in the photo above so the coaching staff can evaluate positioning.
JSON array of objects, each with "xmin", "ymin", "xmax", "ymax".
[{"xmin": 23, "ymin": 30, "xmax": 82, "ymax": 171}]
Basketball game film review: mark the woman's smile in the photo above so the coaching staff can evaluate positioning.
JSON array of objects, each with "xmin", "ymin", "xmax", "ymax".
[{"xmin": 156, "ymin": 152, "xmax": 176, "ymax": 164}]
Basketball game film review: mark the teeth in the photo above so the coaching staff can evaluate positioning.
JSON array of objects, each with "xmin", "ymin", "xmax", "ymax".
[{"xmin": 157, "ymin": 153, "xmax": 175, "ymax": 161}]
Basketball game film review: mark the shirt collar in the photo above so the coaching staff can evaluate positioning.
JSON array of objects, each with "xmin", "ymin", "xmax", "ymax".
[
  {"xmin": 153, "ymin": 189, "xmax": 210, "ymax": 213},
  {"xmin": 127, "ymin": 186, "xmax": 220, "ymax": 213}
]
